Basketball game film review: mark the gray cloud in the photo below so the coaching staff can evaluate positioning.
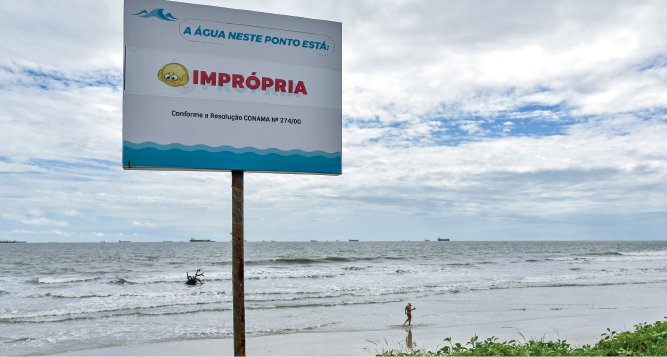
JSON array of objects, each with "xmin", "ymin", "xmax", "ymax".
[{"xmin": 0, "ymin": 1, "xmax": 666, "ymax": 241}]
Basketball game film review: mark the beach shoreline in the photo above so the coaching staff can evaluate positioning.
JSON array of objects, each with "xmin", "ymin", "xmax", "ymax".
[{"xmin": 53, "ymin": 306, "xmax": 667, "ymax": 356}]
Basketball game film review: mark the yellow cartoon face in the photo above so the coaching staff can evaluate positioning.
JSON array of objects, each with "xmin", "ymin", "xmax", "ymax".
[{"xmin": 158, "ymin": 63, "xmax": 189, "ymax": 87}]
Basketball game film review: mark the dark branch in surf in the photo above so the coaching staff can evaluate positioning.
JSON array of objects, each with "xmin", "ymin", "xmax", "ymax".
[{"xmin": 185, "ymin": 269, "xmax": 204, "ymax": 285}]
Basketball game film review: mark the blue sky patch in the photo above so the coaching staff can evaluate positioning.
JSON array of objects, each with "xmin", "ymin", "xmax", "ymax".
[{"xmin": 0, "ymin": 65, "xmax": 122, "ymax": 90}]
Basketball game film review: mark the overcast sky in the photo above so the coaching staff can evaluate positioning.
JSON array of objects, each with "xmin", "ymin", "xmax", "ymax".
[{"xmin": 1, "ymin": 0, "xmax": 666, "ymax": 242}]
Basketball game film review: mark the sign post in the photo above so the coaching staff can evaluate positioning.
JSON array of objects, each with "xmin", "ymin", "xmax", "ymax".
[
  {"xmin": 123, "ymin": 1, "xmax": 341, "ymax": 355},
  {"xmin": 231, "ymin": 170, "xmax": 245, "ymax": 355}
]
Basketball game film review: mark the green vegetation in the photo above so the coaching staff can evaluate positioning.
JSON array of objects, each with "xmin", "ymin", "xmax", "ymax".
[{"xmin": 376, "ymin": 319, "xmax": 667, "ymax": 356}]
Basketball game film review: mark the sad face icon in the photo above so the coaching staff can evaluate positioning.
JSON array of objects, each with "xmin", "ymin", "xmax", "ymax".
[{"xmin": 157, "ymin": 63, "xmax": 189, "ymax": 87}]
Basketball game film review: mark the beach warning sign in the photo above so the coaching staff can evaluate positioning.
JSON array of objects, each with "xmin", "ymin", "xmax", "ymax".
[{"xmin": 123, "ymin": 0, "xmax": 342, "ymax": 175}]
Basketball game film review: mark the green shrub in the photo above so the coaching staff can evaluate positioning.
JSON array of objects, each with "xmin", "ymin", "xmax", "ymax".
[{"xmin": 376, "ymin": 318, "xmax": 667, "ymax": 356}]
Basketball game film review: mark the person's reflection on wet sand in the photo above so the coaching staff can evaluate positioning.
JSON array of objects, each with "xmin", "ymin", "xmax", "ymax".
[{"xmin": 405, "ymin": 328, "xmax": 413, "ymax": 349}]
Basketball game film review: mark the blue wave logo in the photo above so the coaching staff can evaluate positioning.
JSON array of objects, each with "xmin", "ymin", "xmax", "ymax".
[
  {"xmin": 132, "ymin": 9, "xmax": 178, "ymax": 21},
  {"xmin": 123, "ymin": 141, "xmax": 342, "ymax": 174}
]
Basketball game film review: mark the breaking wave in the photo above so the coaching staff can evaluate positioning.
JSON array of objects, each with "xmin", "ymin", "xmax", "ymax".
[{"xmin": 37, "ymin": 277, "xmax": 99, "ymax": 284}]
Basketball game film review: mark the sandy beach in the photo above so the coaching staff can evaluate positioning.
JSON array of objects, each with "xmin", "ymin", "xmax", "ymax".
[{"xmin": 53, "ymin": 306, "xmax": 667, "ymax": 356}]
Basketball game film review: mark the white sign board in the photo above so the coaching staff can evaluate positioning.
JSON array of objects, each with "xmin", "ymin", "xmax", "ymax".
[{"xmin": 123, "ymin": 0, "xmax": 342, "ymax": 175}]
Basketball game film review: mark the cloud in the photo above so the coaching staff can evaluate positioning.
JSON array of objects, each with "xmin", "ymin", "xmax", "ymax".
[
  {"xmin": 1, "ymin": 1, "xmax": 667, "ymax": 241},
  {"xmin": 9, "ymin": 229, "xmax": 35, "ymax": 234},
  {"xmin": 28, "ymin": 209, "xmax": 42, "ymax": 216},
  {"xmin": 0, "ymin": 85, "xmax": 122, "ymax": 161},
  {"xmin": 21, "ymin": 217, "xmax": 69, "ymax": 227},
  {"xmin": 0, "ymin": 64, "xmax": 122, "ymax": 91},
  {"xmin": 0, "ymin": 161, "xmax": 48, "ymax": 173},
  {"xmin": 51, "ymin": 230, "xmax": 71, "ymax": 237},
  {"xmin": 61, "ymin": 209, "xmax": 79, "ymax": 216},
  {"xmin": 133, "ymin": 221, "xmax": 156, "ymax": 228},
  {"xmin": 0, "ymin": 1, "xmax": 122, "ymax": 69},
  {"xmin": 2, "ymin": 213, "xmax": 25, "ymax": 221}
]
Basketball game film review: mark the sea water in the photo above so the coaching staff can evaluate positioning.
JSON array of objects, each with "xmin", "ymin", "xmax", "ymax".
[{"xmin": 1, "ymin": 241, "xmax": 666, "ymax": 355}]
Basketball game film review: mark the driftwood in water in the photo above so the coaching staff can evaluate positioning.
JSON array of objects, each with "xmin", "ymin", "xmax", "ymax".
[{"xmin": 186, "ymin": 269, "xmax": 204, "ymax": 285}]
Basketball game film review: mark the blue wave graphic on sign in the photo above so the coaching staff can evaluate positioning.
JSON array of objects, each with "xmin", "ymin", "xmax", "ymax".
[
  {"xmin": 132, "ymin": 9, "xmax": 178, "ymax": 21},
  {"xmin": 123, "ymin": 142, "xmax": 341, "ymax": 174}
]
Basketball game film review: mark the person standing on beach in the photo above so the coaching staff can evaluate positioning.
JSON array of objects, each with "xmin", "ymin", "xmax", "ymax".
[{"xmin": 403, "ymin": 302, "xmax": 416, "ymax": 325}]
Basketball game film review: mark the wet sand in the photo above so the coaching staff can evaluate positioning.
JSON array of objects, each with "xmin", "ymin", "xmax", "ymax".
[{"xmin": 53, "ymin": 306, "xmax": 667, "ymax": 356}]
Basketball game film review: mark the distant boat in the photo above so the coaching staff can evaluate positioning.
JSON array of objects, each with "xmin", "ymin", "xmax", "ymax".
[
  {"xmin": 262, "ymin": 240, "xmax": 266, "ymax": 242},
  {"xmin": 190, "ymin": 238, "xmax": 213, "ymax": 242},
  {"xmin": 349, "ymin": 239, "xmax": 359, "ymax": 242},
  {"xmin": 271, "ymin": 240, "xmax": 276, "ymax": 242},
  {"xmin": 425, "ymin": 239, "xmax": 430, "ymax": 241},
  {"xmin": 100, "ymin": 241, "xmax": 106, "ymax": 243},
  {"xmin": 0, "ymin": 240, "xmax": 26, "ymax": 243},
  {"xmin": 163, "ymin": 241, "xmax": 172, "ymax": 242},
  {"xmin": 119, "ymin": 240, "xmax": 131, "ymax": 243},
  {"xmin": 311, "ymin": 240, "xmax": 317, "ymax": 242},
  {"xmin": 437, "ymin": 238, "xmax": 450, "ymax": 241}
]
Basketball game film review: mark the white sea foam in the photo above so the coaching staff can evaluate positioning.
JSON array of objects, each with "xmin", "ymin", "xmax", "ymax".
[
  {"xmin": 109, "ymin": 266, "xmax": 425, "ymax": 285},
  {"xmin": 548, "ymin": 256, "xmax": 667, "ymax": 263},
  {"xmin": 0, "ymin": 298, "xmax": 228, "ymax": 321},
  {"xmin": 46, "ymin": 291, "xmax": 192, "ymax": 298},
  {"xmin": 38, "ymin": 277, "xmax": 99, "ymax": 284},
  {"xmin": 620, "ymin": 250, "xmax": 667, "ymax": 256},
  {"xmin": 48, "ymin": 292, "xmax": 112, "ymax": 298}
]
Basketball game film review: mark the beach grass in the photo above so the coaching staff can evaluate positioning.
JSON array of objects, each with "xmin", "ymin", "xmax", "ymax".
[{"xmin": 375, "ymin": 318, "xmax": 667, "ymax": 356}]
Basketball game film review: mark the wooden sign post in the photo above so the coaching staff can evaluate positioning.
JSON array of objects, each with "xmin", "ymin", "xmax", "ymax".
[{"xmin": 231, "ymin": 170, "xmax": 245, "ymax": 355}]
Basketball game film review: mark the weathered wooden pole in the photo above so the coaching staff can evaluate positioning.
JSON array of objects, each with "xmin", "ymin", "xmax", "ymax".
[{"xmin": 231, "ymin": 170, "xmax": 245, "ymax": 356}]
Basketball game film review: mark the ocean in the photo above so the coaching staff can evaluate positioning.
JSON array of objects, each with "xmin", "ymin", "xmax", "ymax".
[{"xmin": 1, "ymin": 240, "xmax": 666, "ymax": 356}]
